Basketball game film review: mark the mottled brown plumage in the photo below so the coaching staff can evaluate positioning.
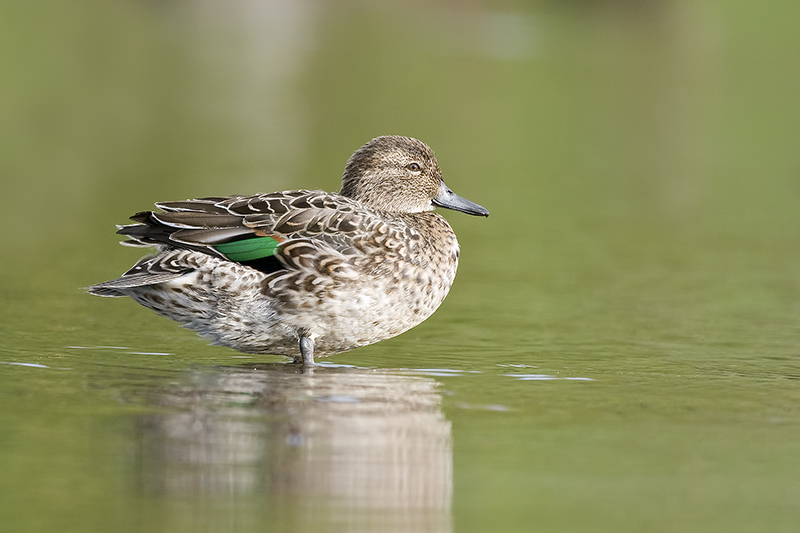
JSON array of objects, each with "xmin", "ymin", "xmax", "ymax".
[{"xmin": 88, "ymin": 136, "xmax": 488, "ymax": 366}]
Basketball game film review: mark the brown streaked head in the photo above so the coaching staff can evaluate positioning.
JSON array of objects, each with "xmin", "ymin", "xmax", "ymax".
[{"xmin": 340, "ymin": 136, "xmax": 488, "ymax": 217}]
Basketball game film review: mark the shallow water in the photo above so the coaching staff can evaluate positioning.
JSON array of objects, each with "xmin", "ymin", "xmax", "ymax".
[{"xmin": 2, "ymin": 1, "xmax": 800, "ymax": 531}]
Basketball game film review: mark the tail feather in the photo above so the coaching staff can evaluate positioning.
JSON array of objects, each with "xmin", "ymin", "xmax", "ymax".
[{"xmin": 86, "ymin": 271, "xmax": 188, "ymax": 297}]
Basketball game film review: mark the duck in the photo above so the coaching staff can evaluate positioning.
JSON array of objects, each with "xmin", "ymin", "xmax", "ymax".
[{"xmin": 88, "ymin": 136, "xmax": 489, "ymax": 366}]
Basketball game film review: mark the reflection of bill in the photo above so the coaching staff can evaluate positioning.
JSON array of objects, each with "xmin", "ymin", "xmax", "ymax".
[{"xmin": 135, "ymin": 364, "xmax": 452, "ymax": 532}]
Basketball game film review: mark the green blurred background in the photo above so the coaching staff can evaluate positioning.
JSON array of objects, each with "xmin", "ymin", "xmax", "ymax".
[{"xmin": 1, "ymin": 1, "xmax": 799, "ymax": 532}]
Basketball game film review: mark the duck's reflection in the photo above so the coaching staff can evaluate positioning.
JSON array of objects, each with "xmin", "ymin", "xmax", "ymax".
[{"xmin": 135, "ymin": 363, "xmax": 452, "ymax": 532}]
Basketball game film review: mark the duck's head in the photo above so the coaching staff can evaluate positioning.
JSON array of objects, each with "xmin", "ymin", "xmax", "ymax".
[{"xmin": 340, "ymin": 136, "xmax": 489, "ymax": 217}]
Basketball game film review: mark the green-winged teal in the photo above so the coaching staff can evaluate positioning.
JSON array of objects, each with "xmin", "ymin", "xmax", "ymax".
[{"xmin": 89, "ymin": 136, "xmax": 489, "ymax": 366}]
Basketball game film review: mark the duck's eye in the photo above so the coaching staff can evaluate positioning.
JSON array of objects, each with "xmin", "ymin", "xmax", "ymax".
[{"xmin": 407, "ymin": 162, "xmax": 422, "ymax": 172}]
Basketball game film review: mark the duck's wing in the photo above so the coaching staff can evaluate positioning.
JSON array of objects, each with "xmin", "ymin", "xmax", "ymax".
[{"xmin": 116, "ymin": 190, "xmax": 383, "ymax": 276}]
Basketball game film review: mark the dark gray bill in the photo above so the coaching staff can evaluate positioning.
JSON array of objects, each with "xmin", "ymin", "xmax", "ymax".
[{"xmin": 432, "ymin": 182, "xmax": 489, "ymax": 217}]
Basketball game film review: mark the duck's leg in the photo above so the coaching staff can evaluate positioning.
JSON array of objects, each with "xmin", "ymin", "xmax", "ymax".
[{"xmin": 298, "ymin": 336, "xmax": 315, "ymax": 368}]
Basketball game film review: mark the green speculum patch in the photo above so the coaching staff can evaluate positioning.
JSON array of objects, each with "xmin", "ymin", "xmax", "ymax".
[{"xmin": 213, "ymin": 236, "xmax": 281, "ymax": 262}]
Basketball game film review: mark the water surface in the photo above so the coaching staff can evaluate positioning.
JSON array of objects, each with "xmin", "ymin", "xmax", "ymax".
[{"xmin": 2, "ymin": 1, "xmax": 799, "ymax": 531}]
